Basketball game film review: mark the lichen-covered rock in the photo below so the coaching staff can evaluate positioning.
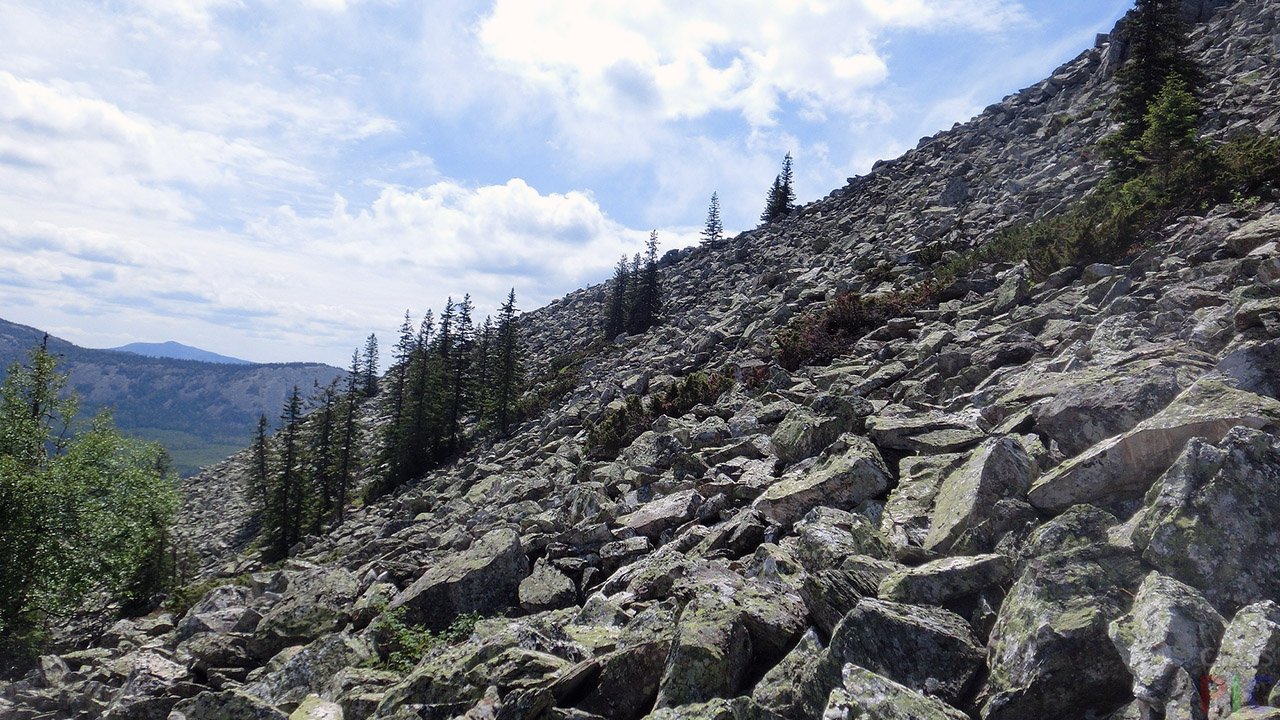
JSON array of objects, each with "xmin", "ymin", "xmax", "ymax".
[
  {"xmin": 246, "ymin": 632, "xmax": 373, "ymax": 708},
  {"xmin": 984, "ymin": 543, "xmax": 1143, "ymax": 720},
  {"xmin": 1207, "ymin": 601, "xmax": 1280, "ymax": 719},
  {"xmin": 769, "ymin": 408, "xmax": 851, "ymax": 465},
  {"xmin": 618, "ymin": 489, "xmax": 704, "ymax": 539},
  {"xmin": 800, "ymin": 555, "xmax": 899, "ymax": 636},
  {"xmin": 653, "ymin": 592, "xmax": 751, "ymax": 709},
  {"xmin": 288, "ymin": 695, "xmax": 343, "ymax": 720},
  {"xmin": 1108, "ymin": 572, "xmax": 1224, "ymax": 709},
  {"xmin": 170, "ymin": 689, "xmax": 288, "ymax": 720},
  {"xmin": 751, "ymin": 628, "xmax": 824, "ymax": 718},
  {"xmin": 880, "ymin": 452, "xmax": 967, "ymax": 557},
  {"xmin": 253, "ymin": 568, "xmax": 358, "ymax": 659},
  {"xmin": 101, "ymin": 651, "xmax": 189, "ymax": 720},
  {"xmin": 1028, "ymin": 379, "xmax": 1280, "ymax": 512},
  {"xmin": 878, "ymin": 554, "xmax": 1012, "ymax": 606},
  {"xmin": 519, "ymin": 559, "xmax": 578, "ymax": 613},
  {"xmin": 387, "ymin": 528, "xmax": 528, "ymax": 630},
  {"xmin": 1020, "ymin": 504, "xmax": 1116, "ymax": 559},
  {"xmin": 822, "ymin": 664, "xmax": 969, "ymax": 720},
  {"xmin": 817, "ymin": 598, "xmax": 983, "ymax": 706},
  {"xmin": 1133, "ymin": 426, "xmax": 1280, "ymax": 615},
  {"xmin": 925, "ymin": 436, "xmax": 1036, "ymax": 553},
  {"xmin": 753, "ymin": 434, "xmax": 890, "ymax": 526},
  {"xmin": 792, "ymin": 507, "xmax": 890, "ymax": 571}
]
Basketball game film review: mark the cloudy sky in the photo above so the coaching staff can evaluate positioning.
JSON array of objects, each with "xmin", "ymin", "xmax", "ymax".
[{"xmin": 0, "ymin": 0, "xmax": 1131, "ymax": 366}]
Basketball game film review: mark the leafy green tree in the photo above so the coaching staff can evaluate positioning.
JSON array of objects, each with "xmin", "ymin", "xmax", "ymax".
[
  {"xmin": 0, "ymin": 343, "xmax": 177, "ymax": 662},
  {"xmin": 1107, "ymin": 0, "xmax": 1201, "ymax": 177},
  {"xmin": 701, "ymin": 192, "xmax": 723, "ymax": 245},
  {"xmin": 761, "ymin": 153, "xmax": 796, "ymax": 222}
]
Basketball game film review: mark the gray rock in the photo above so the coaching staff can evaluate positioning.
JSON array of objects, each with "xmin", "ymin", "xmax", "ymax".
[
  {"xmin": 984, "ymin": 543, "xmax": 1143, "ymax": 720},
  {"xmin": 753, "ymin": 435, "xmax": 891, "ymax": 526},
  {"xmin": 770, "ymin": 409, "xmax": 849, "ymax": 465},
  {"xmin": 653, "ymin": 592, "xmax": 752, "ymax": 709},
  {"xmin": 1028, "ymin": 379, "xmax": 1280, "ymax": 512},
  {"xmin": 880, "ymin": 453, "xmax": 967, "ymax": 556},
  {"xmin": 518, "ymin": 559, "xmax": 578, "ymax": 613},
  {"xmin": 822, "ymin": 664, "xmax": 969, "ymax": 720},
  {"xmin": 170, "ymin": 689, "xmax": 288, "ymax": 720},
  {"xmin": 925, "ymin": 436, "xmax": 1036, "ymax": 553},
  {"xmin": 1133, "ymin": 427, "xmax": 1280, "ymax": 615},
  {"xmin": 1207, "ymin": 601, "xmax": 1280, "ymax": 719},
  {"xmin": 387, "ymin": 528, "xmax": 528, "ymax": 630},
  {"xmin": 1108, "ymin": 572, "xmax": 1225, "ymax": 708},
  {"xmin": 254, "ymin": 568, "xmax": 358, "ymax": 658},
  {"xmin": 817, "ymin": 598, "xmax": 983, "ymax": 706},
  {"xmin": 878, "ymin": 553, "xmax": 1012, "ymax": 606}
]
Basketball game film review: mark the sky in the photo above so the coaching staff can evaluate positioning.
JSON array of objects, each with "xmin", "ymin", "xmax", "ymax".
[{"xmin": 0, "ymin": 0, "xmax": 1133, "ymax": 367}]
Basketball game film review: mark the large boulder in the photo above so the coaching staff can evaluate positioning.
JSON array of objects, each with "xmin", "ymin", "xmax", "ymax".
[
  {"xmin": 753, "ymin": 434, "xmax": 891, "ymax": 526},
  {"xmin": 170, "ymin": 689, "xmax": 287, "ymax": 720},
  {"xmin": 984, "ymin": 544, "xmax": 1143, "ymax": 720},
  {"xmin": 387, "ymin": 528, "xmax": 529, "ymax": 629},
  {"xmin": 1028, "ymin": 379, "xmax": 1280, "ymax": 512},
  {"xmin": 925, "ymin": 436, "xmax": 1036, "ymax": 553},
  {"xmin": 878, "ymin": 554, "xmax": 1012, "ymax": 606},
  {"xmin": 652, "ymin": 592, "xmax": 752, "ymax": 709},
  {"xmin": 822, "ymin": 664, "xmax": 969, "ymax": 720},
  {"xmin": 1108, "ymin": 572, "xmax": 1225, "ymax": 710},
  {"xmin": 1132, "ymin": 426, "xmax": 1280, "ymax": 614},
  {"xmin": 880, "ymin": 453, "xmax": 967, "ymax": 556},
  {"xmin": 770, "ymin": 409, "xmax": 849, "ymax": 465},
  {"xmin": 817, "ymin": 598, "xmax": 984, "ymax": 707},
  {"xmin": 1208, "ymin": 601, "xmax": 1280, "ymax": 719},
  {"xmin": 253, "ymin": 568, "xmax": 358, "ymax": 658}
]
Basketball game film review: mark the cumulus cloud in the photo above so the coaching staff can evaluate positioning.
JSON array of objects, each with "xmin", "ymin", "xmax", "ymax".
[{"xmin": 476, "ymin": 0, "xmax": 1030, "ymax": 129}]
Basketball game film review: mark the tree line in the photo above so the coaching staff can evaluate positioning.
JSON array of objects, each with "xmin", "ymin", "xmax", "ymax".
[{"xmin": 249, "ymin": 290, "xmax": 524, "ymax": 558}]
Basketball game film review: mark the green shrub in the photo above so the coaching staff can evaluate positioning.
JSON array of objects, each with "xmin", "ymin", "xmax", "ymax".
[
  {"xmin": 371, "ymin": 608, "xmax": 482, "ymax": 673},
  {"xmin": 585, "ymin": 372, "xmax": 733, "ymax": 459}
]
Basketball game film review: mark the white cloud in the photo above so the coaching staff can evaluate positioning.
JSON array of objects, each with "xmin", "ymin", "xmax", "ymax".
[{"xmin": 476, "ymin": 0, "xmax": 1030, "ymax": 130}]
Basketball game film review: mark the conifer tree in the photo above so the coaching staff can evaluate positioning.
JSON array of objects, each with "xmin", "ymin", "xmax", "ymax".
[
  {"xmin": 761, "ymin": 153, "xmax": 796, "ymax": 222},
  {"xmin": 701, "ymin": 192, "xmax": 723, "ymax": 245},
  {"xmin": 1137, "ymin": 74, "xmax": 1204, "ymax": 191},
  {"xmin": 604, "ymin": 256, "xmax": 630, "ymax": 340},
  {"xmin": 1107, "ymin": 0, "xmax": 1201, "ymax": 177},
  {"xmin": 494, "ymin": 289, "xmax": 522, "ymax": 434},
  {"xmin": 333, "ymin": 350, "xmax": 360, "ymax": 525},
  {"xmin": 361, "ymin": 333, "xmax": 380, "ymax": 397},
  {"xmin": 627, "ymin": 231, "xmax": 661, "ymax": 334},
  {"xmin": 306, "ymin": 381, "xmax": 338, "ymax": 534},
  {"xmin": 251, "ymin": 414, "xmax": 270, "ymax": 503},
  {"xmin": 265, "ymin": 386, "xmax": 306, "ymax": 557}
]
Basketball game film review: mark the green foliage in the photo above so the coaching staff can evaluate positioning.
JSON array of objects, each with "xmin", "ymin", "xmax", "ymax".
[
  {"xmin": 586, "ymin": 371, "xmax": 733, "ymax": 458},
  {"xmin": 701, "ymin": 192, "xmax": 724, "ymax": 245},
  {"xmin": 761, "ymin": 152, "xmax": 796, "ymax": 223},
  {"xmin": 0, "ymin": 343, "xmax": 178, "ymax": 666},
  {"xmin": 1107, "ymin": 0, "xmax": 1202, "ymax": 177},
  {"xmin": 774, "ymin": 291, "xmax": 919, "ymax": 371},
  {"xmin": 371, "ymin": 608, "xmax": 481, "ymax": 673},
  {"xmin": 603, "ymin": 234, "xmax": 663, "ymax": 339},
  {"xmin": 164, "ymin": 573, "xmax": 252, "ymax": 619}
]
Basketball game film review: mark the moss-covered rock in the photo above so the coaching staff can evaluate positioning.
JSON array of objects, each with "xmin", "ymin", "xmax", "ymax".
[
  {"xmin": 1133, "ymin": 426, "xmax": 1280, "ymax": 615},
  {"xmin": 753, "ymin": 434, "xmax": 890, "ymax": 526},
  {"xmin": 925, "ymin": 436, "xmax": 1036, "ymax": 553},
  {"xmin": 822, "ymin": 664, "xmax": 968, "ymax": 720},
  {"xmin": 170, "ymin": 689, "xmax": 287, "ymax": 720},
  {"xmin": 253, "ymin": 568, "xmax": 358, "ymax": 659},
  {"xmin": 878, "ymin": 553, "xmax": 1012, "ymax": 606},
  {"xmin": 1208, "ymin": 601, "xmax": 1280, "ymax": 718},
  {"xmin": 387, "ymin": 528, "xmax": 528, "ymax": 630}
]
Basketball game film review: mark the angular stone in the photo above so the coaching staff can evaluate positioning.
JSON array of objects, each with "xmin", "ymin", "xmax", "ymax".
[
  {"xmin": 1109, "ymin": 572, "xmax": 1225, "ymax": 708},
  {"xmin": 819, "ymin": 598, "xmax": 983, "ymax": 706},
  {"xmin": 518, "ymin": 559, "xmax": 577, "ymax": 613},
  {"xmin": 170, "ymin": 689, "xmax": 288, "ymax": 720},
  {"xmin": 925, "ymin": 436, "xmax": 1036, "ymax": 553},
  {"xmin": 388, "ymin": 528, "xmax": 529, "ymax": 630},
  {"xmin": 770, "ymin": 409, "xmax": 849, "ymax": 464},
  {"xmin": 254, "ymin": 568, "xmax": 358, "ymax": 658},
  {"xmin": 1133, "ymin": 427, "xmax": 1280, "ymax": 615},
  {"xmin": 245, "ymin": 633, "xmax": 372, "ymax": 708},
  {"xmin": 984, "ymin": 543, "xmax": 1143, "ymax": 720},
  {"xmin": 1033, "ymin": 362, "xmax": 1189, "ymax": 457},
  {"xmin": 881, "ymin": 453, "xmax": 967, "ymax": 555},
  {"xmin": 793, "ymin": 507, "xmax": 891, "ymax": 571},
  {"xmin": 617, "ymin": 489, "xmax": 703, "ymax": 539},
  {"xmin": 823, "ymin": 664, "xmax": 969, "ymax": 720},
  {"xmin": 866, "ymin": 409, "xmax": 987, "ymax": 453},
  {"xmin": 753, "ymin": 435, "xmax": 891, "ymax": 526},
  {"xmin": 878, "ymin": 554, "xmax": 1012, "ymax": 606},
  {"xmin": 653, "ymin": 593, "xmax": 752, "ymax": 709},
  {"xmin": 1028, "ymin": 379, "xmax": 1280, "ymax": 512},
  {"xmin": 102, "ymin": 651, "xmax": 189, "ymax": 720},
  {"xmin": 1207, "ymin": 601, "xmax": 1280, "ymax": 719},
  {"xmin": 801, "ymin": 555, "xmax": 900, "ymax": 636}
]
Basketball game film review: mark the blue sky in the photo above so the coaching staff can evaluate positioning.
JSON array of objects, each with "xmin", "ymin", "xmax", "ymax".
[{"xmin": 0, "ymin": 0, "xmax": 1131, "ymax": 366}]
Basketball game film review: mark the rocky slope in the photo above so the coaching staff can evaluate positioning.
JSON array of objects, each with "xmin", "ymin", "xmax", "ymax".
[{"xmin": 5, "ymin": 1, "xmax": 1280, "ymax": 719}]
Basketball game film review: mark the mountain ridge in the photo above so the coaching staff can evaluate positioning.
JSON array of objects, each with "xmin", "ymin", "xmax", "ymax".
[{"xmin": 109, "ymin": 340, "xmax": 253, "ymax": 365}]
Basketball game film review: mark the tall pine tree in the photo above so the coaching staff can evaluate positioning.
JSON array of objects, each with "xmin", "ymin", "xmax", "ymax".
[
  {"xmin": 361, "ymin": 334, "xmax": 380, "ymax": 397},
  {"xmin": 701, "ymin": 192, "xmax": 723, "ymax": 245},
  {"xmin": 604, "ymin": 256, "xmax": 630, "ymax": 340},
  {"xmin": 493, "ymin": 289, "xmax": 522, "ymax": 435},
  {"xmin": 760, "ymin": 153, "xmax": 796, "ymax": 222}
]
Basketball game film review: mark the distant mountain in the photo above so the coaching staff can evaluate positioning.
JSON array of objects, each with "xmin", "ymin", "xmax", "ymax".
[
  {"xmin": 110, "ymin": 341, "xmax": 252, "ymax": 365},
  {"xmin": 0, "ymin": 317, "xmax": 347, "ymax": 476}
]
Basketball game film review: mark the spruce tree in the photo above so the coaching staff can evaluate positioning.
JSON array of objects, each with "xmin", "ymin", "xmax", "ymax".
[
  {"xmin": 627, "ymin": 231, "xmax": 661, "ymax": 334},
  {"xmin": 333, "ymin": 350, "xmax": 360, "ymax": 524},
  {"xmin": 604, "ymin": 256, "xmax": 630, "ymax": 340},
  {"xmin": 361, "ymin": 333, "xmax": 379, "ymax": 397},
  {"xmin": 701, "ymin": 192, "xmax": 723, "ymax": 245},
  {"xmin": 269, "ymin": 386, "xmax": 306, "ymax": 557},
  {"xmin": 494, "ymin": 289, "xmax": 522, "ymax": 434},
  {"xmin": 760, "ymin": 153, "xmax": 796, "ymax": 223},
  {"xmin": 1107, "ymin": 0, "xmax": 1201, "ymax": 177}
]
